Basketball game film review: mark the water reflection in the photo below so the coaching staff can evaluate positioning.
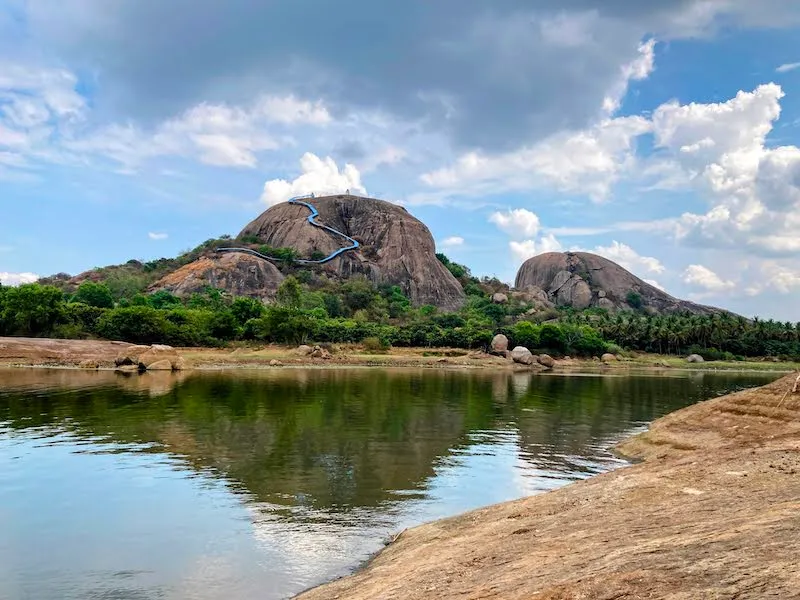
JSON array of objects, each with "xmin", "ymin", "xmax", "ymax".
[{"xmin": 0, "ymin": 367, "xmax": 778, "ymax": 600}]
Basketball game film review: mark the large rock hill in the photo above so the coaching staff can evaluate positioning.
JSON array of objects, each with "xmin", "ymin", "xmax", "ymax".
[
  {"xmin": 151, "ymin": 253, "xmax": 284, "ymax": 300},
  {"xmin": 237, "ymin": 194, "xmax": 465, "ymax": 310},
  {"xmin": 515, "ymin": 252, "xmax": 720, "ymax": 315}
]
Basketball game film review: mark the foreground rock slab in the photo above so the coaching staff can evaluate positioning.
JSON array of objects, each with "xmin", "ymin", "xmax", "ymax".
[{"xmin": 296, "ymin": 374, "xmax": 800, "ymax": 600}]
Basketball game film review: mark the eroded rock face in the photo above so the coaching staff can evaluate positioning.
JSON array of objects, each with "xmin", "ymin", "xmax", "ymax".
[
  {"xmin": 238, "ymin": 194, "xmax": 465, "ymax": 310},
  {"xmin": 515, "ymin": 252, "xmax": 722, "ymax": 315},
  {"xmin": 150, "ymin": 253, "xmax": 284, "ymax": 300}
]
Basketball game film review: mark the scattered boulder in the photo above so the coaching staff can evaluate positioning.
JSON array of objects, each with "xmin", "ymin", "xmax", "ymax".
[
  {"xmin": 687, "ymin": 354, "xmax": 705, "ymax": 363},
  {"xmin": 310, "ymin": 345, "xmax": 332, "ymax": 359},
  {"xmin": 296, "ymin": 345, "xmax": 314, "ymax": 356},
  {"xmin": 601, "ymin": 353, "xmax": 618, "ymax": 363},
  {"xmin": 146, "ymin": 359, "xmax": 173, "ymax": 371},
  {"xmin": 511, "ymin": 346, "xmax": 534, "ymax": 365},
  {"xmin": 115, "ymin": 364, "xmax": 139, "ymax": 374},
  {"xmin": 115, "ymin": 345, "xmax": 151, "ymax": 366},
  {"xmin": 137, "ymin": 345, "xmax": 182, "ymax": 371},
  {"xmin": 490, "ymin": 334, "xmax": 509, "ymax": 355},
  {"xmin": 592, "ymin": 356, "xmax": 601, "ymax": 362},
  {"xmin": 537, "ymin": 354, "xmax": 555, "ymax": 368},
  {"xmin": 269, "ymin": 359, "xmax": 283, "ymax": 367},
  {"xmin": 79, "ymin": 359, "xmax": 99, "ymax": 369},
  {"xmin": 492, "ymin": 293, "xmax": 509, "ymax": 304}
]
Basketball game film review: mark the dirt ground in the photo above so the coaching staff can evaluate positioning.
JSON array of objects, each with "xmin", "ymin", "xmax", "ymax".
[
  {"xmin": 1, "ymin": 337, "xmax": 796, "ymax": 373},
  {"xmin": 295, "ymin": 373, "xmax": 800, "ymax": 600}
]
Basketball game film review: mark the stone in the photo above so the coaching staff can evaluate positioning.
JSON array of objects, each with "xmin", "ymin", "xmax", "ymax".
[
  {"xmin": 515, "ymin": 251, "xmax": 725, "ymax": 316},
  {"xmin": 137, "ymin": 345, "xmax": 181, "ymax": 370},
  {"xmin": 296, "ymin": 345, "xmax": 314, "ymax": 356},
  {"xmin": 79, "ymin": 359, "xmax": 99, "ymax": 369},
  {"xmin": 592, "ymin": 356, "xmax": 600, "ymax": 362},
  {"xmin": 146, "ymin": 359, "xmax": 173, "ymax": 371},
  {"xmin": 172, "ymin": 357, "xmax": 186, "ymax": 371},
  {"xmin": 687, "ymin": 354, "xmax": 705, "ymax": 363},
  {"xmin": 237, "ymin": 194, "xmax": 466, "ymax": 310},
  {"xmin": 115, "ymin": 364, "xmax": 140, "ymax": 373},
  {"xmin": 150, "ymin": 253, "xmax": 284, "ymax": 301},
  {"xmin": 601, "ymin": 353, "xmax": 618, "ymax": 363},
  {"xmin": 310, "ymin": 345, "xmax": 332, "ymax": 359},
  {"xmin": 492, "ymin": 293, "xmax": 509, "ymax": 304},
  {"xmin": 490, "ymin": 334, "xmax": 509, "ymax": 354},
  {"xmin": 537, "ymin": 354, "xmax": 555, "ymax": 368},
  {"xmin": 510, "ymin": 346, "xmax": 534, "ymax": 365},
  {"xmin": 115, "ymin": 344, "xmax": 150, "ymax": 366},
  {"xmin": 269, "ymin": 359, "xmax": 283, "ymax": 366}
]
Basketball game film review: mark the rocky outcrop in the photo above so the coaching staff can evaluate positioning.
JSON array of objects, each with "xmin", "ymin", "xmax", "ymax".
[
  {"xmin": 490, "ymin": 334, "xmax": 509, "ymax": 354},
  {"xmin": 515, "ymin": 252, "xmax": 721, "ymax": 315},
  {"xmin": 115, "ymin": 344, "xmax": 185, "ymax": 371},
  {"xmin": 238, "ymin": 194, "xmax": 465, "ymax": 310},
  {"xmin": 150, "ymin": 253, "xmax": 284, "ymax": 300},
  {"xmin": 510, "ymin": 346, "xmax": 534, "ymax": 365}
]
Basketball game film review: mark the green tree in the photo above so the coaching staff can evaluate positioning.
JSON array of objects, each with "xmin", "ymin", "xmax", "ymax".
[
  {"xmin": 276, "ymin": 276, "xmax": 302, "ymax": 308},
  {"xmin": 72, "ymin": 281, "xmax": 115, "ymax": 308}
]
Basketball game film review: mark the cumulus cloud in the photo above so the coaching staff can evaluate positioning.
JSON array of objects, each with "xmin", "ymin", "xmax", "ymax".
[
  {"xmin": 439, "ymin": 236, "xmax": 464, "ymax": 248},
  {"xmin": 489, "ymin": 209, "xmax": 541, "ymax": 239},
  {"xmin": 148, "ymin": 232, "xmax": 168, "ymax": 240},
  {"xmin": 261, "ymin": 153, "xmax": 366, "ymax": 206},
  {"xmin": 683, "ymin": 264, "xmax": 735, "ymax": 292},
  {"xmin": 649, "ymin": 83, "xmax": 800, "ymax": 256},
  {"xmin": 510, "ymin": 234, "xmax": 563, "ymax": 265},
  {"xmin": 422, "ymin": 115, "xmax": 652, "ymax": 201},
  {"xmin": 0, "ymin": 272, "xmax": 39, "ymax": 286},
  {"xmin": 592, "ymin": 241, "xmax": 665, "ymax": 275}
]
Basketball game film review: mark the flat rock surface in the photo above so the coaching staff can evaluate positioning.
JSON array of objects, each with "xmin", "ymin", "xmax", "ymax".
[{"xmin": 297, "ymin": 373, "xmax": 800, "ymax": 600}]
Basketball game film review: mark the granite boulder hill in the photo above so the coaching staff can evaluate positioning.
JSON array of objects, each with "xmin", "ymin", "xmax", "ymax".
[
  {"xmin": 515, "ymin": 252, "xmax": 720, "ymax": 315},
  {"xmin": 236, "ymin": 194, "xmax": 466, "ymax": 310},
  {"xmin": 151, "ymin": 253, "xmax": 284, "ymax": 300}
]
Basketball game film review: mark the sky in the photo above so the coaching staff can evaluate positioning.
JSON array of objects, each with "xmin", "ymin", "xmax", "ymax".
[{"xmin": 2, "ymin": 1, "xmax": 800, "ymax": 319}]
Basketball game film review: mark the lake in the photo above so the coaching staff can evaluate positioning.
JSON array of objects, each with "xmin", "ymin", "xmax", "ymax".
[{"xmin": 0, "ymin": 367, "xmax": 779, "ymax": 600}]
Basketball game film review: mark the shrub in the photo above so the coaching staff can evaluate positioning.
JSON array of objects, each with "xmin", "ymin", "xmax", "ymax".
[
  {"xmin": 363, "ymin": 336, "xmax": 388, "ymax": 353},
  {"xmin": 96, "ymin": 306, "xmax": 172, "ymax": 344},
  {"xmin": 626, "ymin": 291, "xmax": 643, "ymax": 310},
  {"xmin": 72, "ymin": 282, "xmax": 114, "ymax": 308}
]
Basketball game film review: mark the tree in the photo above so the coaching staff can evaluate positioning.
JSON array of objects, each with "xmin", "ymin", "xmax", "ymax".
[
  {"xmin": 276, "ymin": 276, "xmax": 302, "ymax": 308},
  {"xmin": 73, "ymin": 281, "xmax": 114, "ymax": 308},
  {"xmin": 231, "ymin": 296, "xmax": 266, "ymax": 326},
  {"xmin": 0, "ymin": 284, "xmax": 65, "ymax": 336},
  {"xmin": 626, "ymin": 291, "xmax": 643, "ymax": 310}
]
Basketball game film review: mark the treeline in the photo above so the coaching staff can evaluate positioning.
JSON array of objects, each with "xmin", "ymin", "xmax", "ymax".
[
  {"xmin": 0, "ymin": 275, "xmax": 608, "ymax": 356},
  {"xmin": 6, "ymin": 251, "xmax": 800, "ymax": 361}
]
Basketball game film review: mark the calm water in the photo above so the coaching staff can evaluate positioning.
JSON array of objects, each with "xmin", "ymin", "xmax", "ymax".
[{"xmin": 0, "ymin": 367, "xmax": 779, "ymax": 600}]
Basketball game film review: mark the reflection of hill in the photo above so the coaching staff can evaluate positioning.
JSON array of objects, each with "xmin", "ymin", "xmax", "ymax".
[{"xmin": 0, "ymin": 369, "xmax": 776, "ymax": 517}]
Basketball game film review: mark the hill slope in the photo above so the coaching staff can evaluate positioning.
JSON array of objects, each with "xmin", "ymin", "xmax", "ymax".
[
  {"xmin": 516, "ymin": 252, "xmax": 720, "ymax": 314},
  {"xmin": 238, "ymin": 194, "xmax": 465, "ymax": 310}
]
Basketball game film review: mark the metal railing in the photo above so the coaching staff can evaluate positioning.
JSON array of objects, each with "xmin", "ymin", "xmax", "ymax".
[{"xmin": 217, "ymin": 193, "xmax": 360, "ymax": 265}]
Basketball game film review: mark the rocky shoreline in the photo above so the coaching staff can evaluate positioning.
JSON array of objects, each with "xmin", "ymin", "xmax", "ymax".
[{"xmin": 295, "ymin": 373, "xmax": 800, "ymax": 599}]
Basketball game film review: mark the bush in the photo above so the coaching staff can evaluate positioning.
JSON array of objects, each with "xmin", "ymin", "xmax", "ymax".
[
  {"xmin": 96, "ymin": 306, "xmax": 172, "ymax": 344},
  {"xmin": 626, "ymin": 291, "xmax": 643, "ymax": 310},
  {"xmin": 363, "ymin": 336, "xmax": 389, "ymax": 353},
  {"xmin": 72, "ymin": 282, "xmax": 114, "ymax": 309}
]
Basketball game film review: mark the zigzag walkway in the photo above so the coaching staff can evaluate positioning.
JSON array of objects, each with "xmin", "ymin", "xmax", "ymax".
[{"xmin": 217, "ymin": 193, "xmax": 360, "ymax": 265}]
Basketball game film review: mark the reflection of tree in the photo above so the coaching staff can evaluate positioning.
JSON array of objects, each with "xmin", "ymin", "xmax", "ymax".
[{"xmin": 0, "ymin": 369, "xmax": 776, "ymax": 518}]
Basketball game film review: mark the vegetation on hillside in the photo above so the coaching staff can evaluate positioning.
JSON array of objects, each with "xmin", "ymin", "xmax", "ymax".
[{"xmin": 8, "ymin": 252, "xmax": 800, "ymax": 361}]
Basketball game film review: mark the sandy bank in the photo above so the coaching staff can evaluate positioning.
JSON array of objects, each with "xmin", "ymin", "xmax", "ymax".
[{"xmin": 296, "ymin": 373, "xmax": 800, "ymax": 599}]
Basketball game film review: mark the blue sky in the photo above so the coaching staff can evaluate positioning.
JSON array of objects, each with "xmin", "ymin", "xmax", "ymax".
[{"xmin": 2, "ymin": 1, "xmax": 800, "ymax": 319}]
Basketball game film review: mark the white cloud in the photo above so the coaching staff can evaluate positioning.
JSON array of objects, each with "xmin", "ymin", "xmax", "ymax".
[
  {"xmin": 439, "ymin": 236, "xmax": 464, "ymax": 248},
  {"xmin": 644, "ymin": 278, "xmax": 666, "ymax": 291},
  {"xmin": 683, "ymin": 264, "xmax": 735, "ymax": 292},
  {"xmin": 489, "ymin": 208, "xmax": 541, "ymax": 238},
  {"xmin": 261, "ymin": 153, "xmax": 366, "ymax": 206},
  {"xmin": 603, "ymin": 39, "xmax": 656, "ymax": 114},
  {"xmin": 776, "ymin": 62, "xmax": 800, "ymax": 73},
  {"xmin": 148, "ymin": 232, "xmax": 168, "ymax": 240},
  {"xmin": 510, "ymin": 234, "xmax": 563, "ymax": 265},
  {"xmin": 0, "ymin": 272, "xmax": 39, "ymax": 286},
  {"xmin": 422, "ymin": 115, "xmax": 651, "ymax": 202},
  {"xmin": 592, "ymin": 241, "xmax": 665, "ymax": 275}
]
